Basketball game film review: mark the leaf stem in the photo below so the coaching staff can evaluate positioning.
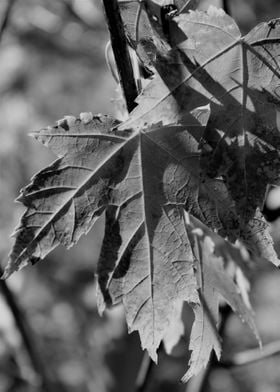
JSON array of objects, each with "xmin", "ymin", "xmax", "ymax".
[
  {"xmin": 102, "ymin": 0, "xmax": 138, "ymax": 113},
  {"xmin": 62, "ymin": 0, "xmax": 96, "ymax": 30},
  {"xmin": 221, "ymin": 340, "xmax": 280, "ymax": 368},
  {"xmin": 222, "ymin": 0, "xmax": 231, "ymax": 16}
]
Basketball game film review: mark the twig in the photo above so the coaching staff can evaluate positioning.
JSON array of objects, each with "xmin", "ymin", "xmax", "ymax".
[
  {"xmin": 0, "ymin": 0, "xmax": 17, "ymax": 42},
  {"xmin": 102, "ymin": 0, "xmax": 138, "ymax": 113},
  {"xmin": 222, "ymin": 0, "xmax": 231, "ymax": 15},
  {"xmin": 184, "ymin": 231, "xmax": 227, "ymax": 392},
  {"xmin": 221, "ymin": 340, "xmax": 280, "ymax": 368},
  {"xmin": 0, "ymin": 268, "xmax": 61, "ymax": 392}
]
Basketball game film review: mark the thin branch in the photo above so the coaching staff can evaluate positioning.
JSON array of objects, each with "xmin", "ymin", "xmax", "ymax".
[
  {"xmin": 135, "ymin": 341, "xmax": 165, "ymax": 392},
  {"xmin": 14, "ymin": 26, "xmax": 104, "ymax": 66},
  {"xmin": 187, "ymin": 322, "xmax": 280, "ymax": 389},
  {"xmin": 0, "ymin": 268, "xmax": 63, "ymax": 392},
  {"xmin": 221, "ymin": 340, "xmax": 280, "ymax": 368},
  {"xmin": 102, "ymin": 0, "xmax": 138, "ymax": 113},
  {"xmin": 185, "ymin": 231, "xmax": 227, "ymax": 392},
  {"xmin": 135, "ymin": 350, "xmax": 154, "ymax": 392},
  {"xmin": 0, "ymin": 0, "xmax": 17, "ymax": 42},
  {"xmin": 185, "ymin": 366, "xmax": 208, "ymax": 392},
  {"xmin": 198, "ymin": 291, "xmax": 222, "ymax": 345}
]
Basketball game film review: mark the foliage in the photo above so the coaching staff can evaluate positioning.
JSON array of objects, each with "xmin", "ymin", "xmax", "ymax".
[{"xmin": 2, "ymin": 0, "xmax": 280, "ymax": 385}]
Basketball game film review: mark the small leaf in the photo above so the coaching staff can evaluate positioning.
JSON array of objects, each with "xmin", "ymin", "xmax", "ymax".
[
  {"xmin": 119, "ymin": 0, "xmax": 198, "ymax": 71},
  {"xmin": 5, "ymin": 107, "xmax": 211, "ymax": 360},
  {"xmin": 182, "ymin": 211, "xmax": 259, "ymax": 382}
]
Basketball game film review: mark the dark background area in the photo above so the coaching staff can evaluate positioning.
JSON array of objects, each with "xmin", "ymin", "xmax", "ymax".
[{"xmin": 0, "ymin": 1, "xmax": 280, "ymax": 391}]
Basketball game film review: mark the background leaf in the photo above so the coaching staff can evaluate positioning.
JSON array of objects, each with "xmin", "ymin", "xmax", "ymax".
[
  {"xmin": 5, "ymin": 107, "xmax": 211, "ymax": 360},
  {"xmin": 3, "ymin": 114, "xmax": 120, "ymax": 277}
]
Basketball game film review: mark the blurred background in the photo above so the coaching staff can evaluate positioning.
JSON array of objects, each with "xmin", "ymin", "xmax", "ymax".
[{"xmin": 0, "ymin": 0, "xmax": 280, "ymax": 391}]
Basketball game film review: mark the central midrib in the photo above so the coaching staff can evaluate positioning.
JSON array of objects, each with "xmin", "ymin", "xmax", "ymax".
[{"xmin": 139, "ymin": 132, "xmax": 155, "ymax": 343}]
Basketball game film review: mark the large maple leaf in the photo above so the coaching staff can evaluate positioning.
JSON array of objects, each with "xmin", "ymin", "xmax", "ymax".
[
  {"xmin": 122, "ymin": 6, "xmax": 280, "ymax": 264},
  {"xmin": 4, "ymin": 107, "xmax": 211, "ymax": 359},
  {"xmin": 119, "ymin": 0, "xmax": 198, "ymax": 71}
]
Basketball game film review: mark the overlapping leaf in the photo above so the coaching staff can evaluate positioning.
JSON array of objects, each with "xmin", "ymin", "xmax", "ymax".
[
  {"xmin": 119, "ymin": 0, "xmax": 198, "ymax": 71},
  {"xmin": 182, "ymin": 212, "xmax": 259, "ymax": 382}
]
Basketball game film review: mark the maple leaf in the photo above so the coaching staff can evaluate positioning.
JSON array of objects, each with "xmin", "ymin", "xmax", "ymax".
[
  {"xmin": 4, "ymin": 107, "xmax": 211, "ymax": 360},
  {"xmin": 122, "ymin": 6, "xmax": 280, "ymax": 265},
  {"xmin": 182, "ymin": 212, "xmax": 259, "ymax": 382},
  {"xmin": 119, "ymin": 0, "xmax": 171, "ymax": 71}
]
